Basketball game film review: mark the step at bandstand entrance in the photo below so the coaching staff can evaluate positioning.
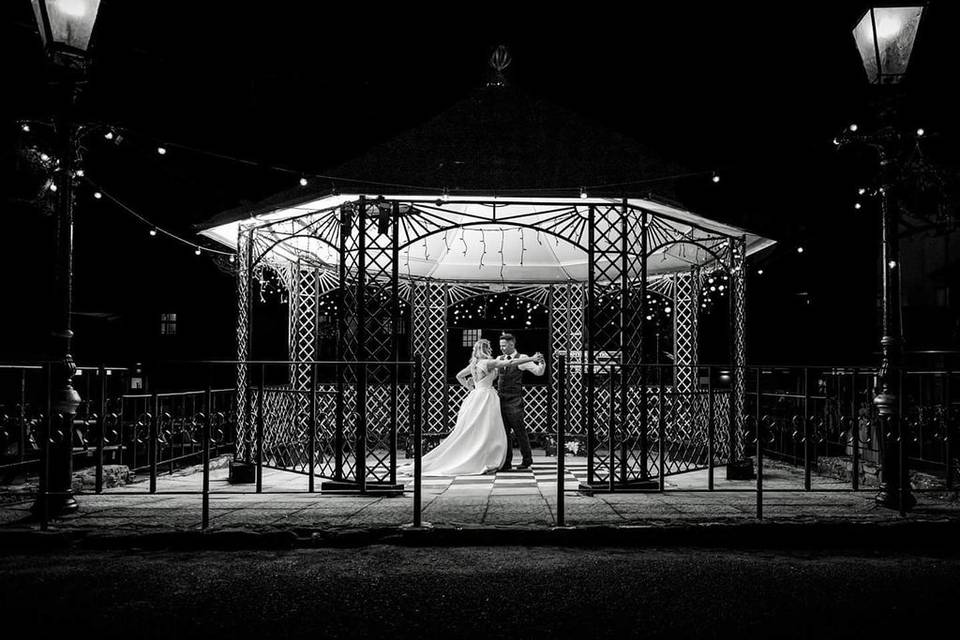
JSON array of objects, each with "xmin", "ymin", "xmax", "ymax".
[{"xmin": 200, "ymin": 194, "xmax": 774, "ymax": 493}]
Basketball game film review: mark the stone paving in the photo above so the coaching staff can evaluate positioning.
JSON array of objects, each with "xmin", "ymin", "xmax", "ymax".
[{"xmin": 2, "ymin": 453, "xmax": 958, "ymax": 533}]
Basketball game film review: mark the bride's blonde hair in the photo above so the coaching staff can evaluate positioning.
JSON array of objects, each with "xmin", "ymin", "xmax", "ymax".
[{"xmin": 470, "ymin": 338, "xmax": 492, "ymax": 367}]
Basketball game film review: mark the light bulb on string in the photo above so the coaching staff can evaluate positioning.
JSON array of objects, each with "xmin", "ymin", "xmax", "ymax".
[
  {"xmin": 40, "ymin": 153, "xmax": 50, "ymax": 162},
  {"xmin": 49, "ymin": 183, "xmax": 58, "ymax": 192},
  {"xmin": 104, "ymin": 131, "xmax": 114, "ymax": 140},
  {"xmin": 93, "ymin": 191, "xmax": 102, "ymax": 199},
  {"xmin": 21, "ymin": 124, "xmax": 30, "ymax": 132},
  {"xmin": 299, "ymin": 177, "xmax": 309, "ymax": 187},
  {"xmin": 195, "ymin": 247, "xmax": 202, "ymax": 256},
  {"xmin": 580, "ymin": 187, "xmax": 588, "ymax": 199},
  {"xmin": 711, "ymin": 173, "xmax": 720, "ymax": 183},
  {"xmin": 916, "ymin": 128, "xmax": 925, "ymax": 137},
  {"xmin": 858, "ymin": 188, "xmax": 866, "ymax": 196},
  {"xmin": 157, "ymin": 146, "xmax": 167, "ymax": 155},
  {"xmin": 849, "ymin": 123, "xmax": 858, "ymax": 132},
  {"xmin": 854, "ymin": 202, "xmax": 862, "ymax": 210},
  {"xmin": 149, "ymin": 228, "xmax": 158, "ymax": 237}
]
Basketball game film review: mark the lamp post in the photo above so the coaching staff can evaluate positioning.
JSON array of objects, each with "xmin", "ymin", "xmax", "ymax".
[
  {"xmin": 29, "ymin": 0, "xmax": 102, "ymax": 518},
  {"xmin": 845, "ymin": 5, "xmax": 925, "ymax": 512}
]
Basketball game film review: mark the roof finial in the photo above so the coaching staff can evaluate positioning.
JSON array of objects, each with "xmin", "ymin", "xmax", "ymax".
[{"xmin": 487, "ymin": 45, "xmax": 511, "ymax": 87}]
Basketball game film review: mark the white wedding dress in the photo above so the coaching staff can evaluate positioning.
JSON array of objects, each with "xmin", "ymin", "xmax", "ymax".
[{"xmin": 401, "ymin": 360, "xmax": 507, "ymax": 476}]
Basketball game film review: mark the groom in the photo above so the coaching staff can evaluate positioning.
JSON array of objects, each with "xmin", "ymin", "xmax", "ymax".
[{"xmin": 496, "ymin": 333, "xmax": 545, "ymax": 470}]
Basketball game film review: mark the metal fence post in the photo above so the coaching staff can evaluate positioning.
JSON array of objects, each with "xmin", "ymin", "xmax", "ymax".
[
  {"xmin": 39, "ymin": 361, "xmax": 52, "ymax": 530},
  {"xmin": 755, "ymin": 368, "xmax": 763, "ymax": 520},
  {"xmin": 203, "ymin": 385, "xmax": 211, "ymax": 530},
  {"xmin": 19, "ymin": 367, "xmax": 27, "ymax": 467},
  {"xmin": 150, "ymin": 393, "xmax": 159, "ymax": 494},
  {"xmin": 413, "ymin": 355, "xmax": 423, "ymax": 528},
  {"xmin": 946, "ymin": 373, "xmax": 953, "ymax": 490},
  {"xmin": 707, "ymin": 366, "xmax": 714, "ymax": 491},
  {"xmin": 803, "ymin": 367, "xmax": 811, "ymax": 491},
  {"xmin": 658, "ymin": 365, "xmax": 666, "ymax": 492},
  {"xmin": 309, "ymin": 363, "xmax": 317, "ymax": 493},
  {"xmin": 852, "ymin": 370, "xmax": 860, "ymax": 491},
  {"xmin": 608, "ymin": 370, "xmax": 615, "ymax": 493},
  {"xmin": 96, "ymin": 365, "xmax": 105, "ymax": 494},
  {"xmin": 557, "ymin": 355, "xmax": 566, "ymax": 527},
  {"xmin": 256, "ymin": 364, "xmax": 264, "ymax": 493}
]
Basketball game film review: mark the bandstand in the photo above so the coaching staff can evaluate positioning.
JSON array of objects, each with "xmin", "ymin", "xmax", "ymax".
[
  {"xmin": 201, "ymin": 191, "xmax": 773, "ymax": 491},
  {"xmin": 198, "ymin": 63, "xmax": 775, "ymax": 492}
]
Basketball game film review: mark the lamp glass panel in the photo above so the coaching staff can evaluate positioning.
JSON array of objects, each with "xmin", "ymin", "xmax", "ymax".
[{"xmin": 35, "ymin": 0, "xmax": 102, "ymax": 52}]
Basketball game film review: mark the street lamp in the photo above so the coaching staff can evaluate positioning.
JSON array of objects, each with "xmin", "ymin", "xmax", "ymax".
[
  {"xmin": 848, "ymin": 5, "xmax": 925, "ymax": 512},
  {"xmin": 29, "ymin": 0, "xmax": 102, "ymax": 518}
]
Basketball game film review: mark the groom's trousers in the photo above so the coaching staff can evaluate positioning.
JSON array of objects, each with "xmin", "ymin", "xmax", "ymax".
[{"xmin": 500, "ymin": 396, "xmax": 532, "ymax": 467}]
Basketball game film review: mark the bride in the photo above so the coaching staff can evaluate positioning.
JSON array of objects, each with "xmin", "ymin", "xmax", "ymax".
[{"xmin": 404, "ymin": 338, "xmax": 543, "ymax": 476}]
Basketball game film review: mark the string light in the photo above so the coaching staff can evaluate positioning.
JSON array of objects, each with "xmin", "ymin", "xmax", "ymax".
[
  {"xmin": 104, "ymin": 131, "xmax": 114, "ymax": 140},
  {"xmin": 711, "ymin": 173, "xmax": 720, "ymax": 183},
  {"xmin": 49, "ymin": 183, "xmax": 58, "ymax": 192},
  {"xmin": 93, "ymin": 191, "xmax": 102, "ymax": 199},
  {"xmin": 157, "ymin": 146, "xmax": 167, "ymax": 155},
  {"xmin": 299, "ymin": 177, "xmax": 308, "ymax": 187},
  {"xmin": 580, "ymin": 187, "xmax": 588, "ymax": 199},
  {"xmin": 797, "ymin": 246, "xmax": 805, "ymax": 254},
  {"xmin": 757, "ymin": 269, "xmax": 764, "ymax": 275},
  {"xmin": 40, "ymin": 153, "xmax": 50, "ymax": 162},
  {"xmin": 858, "ymin": 187, "xmax": 866, "ymax": 195},
  {"xmin": 916, "ymin": 128, "xmax": 925, "ymax": 137},
  {"xmin": 849, "ymin": 123, "xmax": 858, "ymax": 132},
  {"xmin": 21, "ymin": 124, "xmax": 30, "ymax": 133},
  {"xmin": 149, "ymin": 228, "xmax": 158, "ymax": 237},
  {"xmin": 194, "ymin": 246, "xmax": 202, "ymax": 256}
]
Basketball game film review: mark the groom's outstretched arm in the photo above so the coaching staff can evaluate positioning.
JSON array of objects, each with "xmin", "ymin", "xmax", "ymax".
[{"xmin": 518, "ymin": 353, "xmax": 546, "ymax": 376}]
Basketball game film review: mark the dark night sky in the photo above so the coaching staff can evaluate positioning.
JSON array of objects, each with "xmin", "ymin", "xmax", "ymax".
[{"xmin": 3, "ymin": 1, "xmax": 959, "ymax": 365}]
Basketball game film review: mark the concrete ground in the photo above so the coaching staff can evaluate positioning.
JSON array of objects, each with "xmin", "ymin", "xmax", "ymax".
[{"xmin": 2, "ymin": 453, "xmax": 957, "ymax": 536}]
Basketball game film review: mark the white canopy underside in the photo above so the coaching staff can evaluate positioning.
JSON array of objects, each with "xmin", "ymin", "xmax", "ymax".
[{"xmin": 200, "ymin": 195, "xmax": 775, "ymax": 282}]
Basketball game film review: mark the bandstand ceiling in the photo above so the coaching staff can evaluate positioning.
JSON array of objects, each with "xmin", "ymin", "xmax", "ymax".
[{"xmin": 199, "ymin": 194, "xmax": 775, "ymax": 283}]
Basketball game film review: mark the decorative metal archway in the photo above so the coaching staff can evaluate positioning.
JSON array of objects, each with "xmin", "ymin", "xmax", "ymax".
[{"xmin": 226, "ymin": 194, "xmax": 761, "ymax": 491}]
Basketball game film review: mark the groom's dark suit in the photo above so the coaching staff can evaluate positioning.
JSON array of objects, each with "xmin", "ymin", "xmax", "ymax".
[{"xmin": 495, "ymin": 353, "xmax": 544, "ymax": 468}]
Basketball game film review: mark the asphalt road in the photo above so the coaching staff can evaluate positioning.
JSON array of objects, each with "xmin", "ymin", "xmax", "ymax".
[{"xmin": 2, "ymin": 546, "xmax": 957, "ymax": 638}]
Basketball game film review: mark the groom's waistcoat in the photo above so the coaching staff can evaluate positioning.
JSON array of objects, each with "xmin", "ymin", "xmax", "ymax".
[{"xmin": 497, "ymin": 356, "xmax": 524, "ymax": 402}]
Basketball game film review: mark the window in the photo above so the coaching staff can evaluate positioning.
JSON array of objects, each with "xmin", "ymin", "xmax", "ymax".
[
  {"xmin": 462, "ymin": 328, "xmax": 482, "ymax": 347},
  {"xmin": 160, "ymin": 313, "xmax": 177, "ymax": 336}
]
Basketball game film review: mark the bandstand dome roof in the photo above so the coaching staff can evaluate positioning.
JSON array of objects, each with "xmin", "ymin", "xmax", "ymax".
[{"xmin": 199, "ymin": 83, "xmax": 775, "ymax": 283}]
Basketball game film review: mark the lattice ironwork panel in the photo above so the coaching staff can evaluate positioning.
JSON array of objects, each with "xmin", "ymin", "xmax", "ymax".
[
  {"xmin": 337, "ymin": 202, "xmax": 361, "ymax": 482},
  {"xmin": 411, "ymin": 282, "xmax": 447, "ymax": 434},
  {"xmin": 235, "ymin": 228, "xmax": 252, "ymax": 461},
  {"xmin": 355, "ymin": 199, "xmax": 400, "ymax": 483},
  {"xmin": 586, "ymin": 204, "xmax": 648, "ymax": 483},
  {"xmin": 730, "ymin": 237, "xmax": 747, "ymax": 461},
  {"xmin": 254, "ymin": 389, "xmax": 308, "ymax": 472},
  {"xmin": 288, "ymin": 265, "xmax": 319, "ymax": 393},
  {"xmin": 550, "ymin": 284, "xmax": 585, "ymax": 436},
  {"xmin": 673, "ymin": 269, "xmax": 699, "ymax": 441}
]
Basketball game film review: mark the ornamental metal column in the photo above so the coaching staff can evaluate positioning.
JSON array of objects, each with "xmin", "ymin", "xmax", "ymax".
[
  {"xmin": 287, "ymin": 262, "xmax": 319, "ymax": 473},
  {"xmin": 583, "ymin": 201, "xmax": 653, "ymax": 492},
  {"xmin": 673, "ymin": 268, "xmax": 699, "ymax": 443},
  {"xmin": 234, "ymin": 227, "xmax": 254, "ymax": 469},
  {"xmin": 326, "ymin": 197, "xmax": 402, "ymax": 493},
  {"xmin": 726, "ymin": 235, "xmax": 753, "ymax": 479}
]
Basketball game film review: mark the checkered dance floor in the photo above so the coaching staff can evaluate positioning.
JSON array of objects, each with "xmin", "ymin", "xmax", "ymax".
[{"xmin": 413, "ymin": 456, "xmax": 586, "ymax": 497}]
